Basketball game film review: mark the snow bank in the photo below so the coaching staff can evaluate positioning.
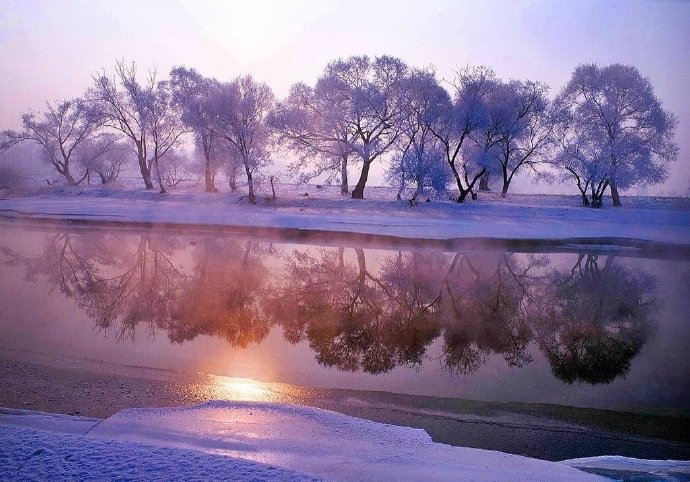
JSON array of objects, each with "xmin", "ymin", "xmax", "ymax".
[
  {"xmin": 1, "ymin": 184, "xmax": 689, "ymax": 246},
  {"xmin": 0, "ymin": 424, "xmax": 316, "ymax": 481},
  {"xmin": 0, "ymin": 401, "xmax": 606, "ymax": 481},
  {"xmin": 0, "ymin": 407, "xmax": 100, "ymax": 435}
]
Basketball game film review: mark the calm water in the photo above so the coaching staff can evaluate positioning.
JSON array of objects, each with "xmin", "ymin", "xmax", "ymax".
[{"xmin": 1, "ymin": 221, "xmax": 689, "ymax": 415}]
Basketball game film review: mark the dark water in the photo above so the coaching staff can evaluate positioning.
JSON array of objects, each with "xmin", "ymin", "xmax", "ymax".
[{"xmin": 1, "ymin": 221, "xmax": 689, "ymax": 417}]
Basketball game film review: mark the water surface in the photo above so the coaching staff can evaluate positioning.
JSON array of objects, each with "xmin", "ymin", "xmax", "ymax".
[{"xmin": 1, "ymin": 221, "xmax": 689, "ymax": 416}]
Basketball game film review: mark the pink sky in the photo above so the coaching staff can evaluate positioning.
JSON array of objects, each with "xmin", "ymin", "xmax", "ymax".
[{"xmin": 1, "ymin": 0, "xmax": 688, "ymax": 195}]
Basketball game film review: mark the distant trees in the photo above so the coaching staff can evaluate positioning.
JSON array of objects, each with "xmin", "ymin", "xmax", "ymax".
[
  {"xmin": 75, "ymin": 133, "xmax": 125, "ymax": 184},
  {"xmin": 0, "ymin": 57, "xmax": 679, "ymax": 206},
  {"xmin": 553, "ymin": 64, "xmax": 677, "ymax": 207},
  {"xmin": 1, "ymin": 99, "xmax": 102, "ymax": 185}
]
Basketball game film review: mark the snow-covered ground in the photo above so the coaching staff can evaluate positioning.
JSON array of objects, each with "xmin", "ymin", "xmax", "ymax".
[
  {"xmin": 1, "ymin": 181, "xmax": 690, "ymax": 247},
  {"xmin": 0, "ymin": 402, "xmax": 622, "ymax": 481}
]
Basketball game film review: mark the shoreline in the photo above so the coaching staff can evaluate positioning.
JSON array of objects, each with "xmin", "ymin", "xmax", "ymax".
[
  {"xmin": 1, "ymin": 185, "xmax": 689, "ymax": 251},
  {"xmin": 2, "ymin": 210, "xmax": 689, "ymax": 259},
  {"xmin": 2, "ymin": 351, "xmax": 689, "ymax": 462}
]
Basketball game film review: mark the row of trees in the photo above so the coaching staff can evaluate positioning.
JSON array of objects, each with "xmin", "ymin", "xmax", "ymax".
[
  {"xmin": 1, "ymin": 58, "xmax": 678, "ymax": 207},
  {"xmin": 3, "ymin": 230, "xmax": 657, "ymax": 384}
]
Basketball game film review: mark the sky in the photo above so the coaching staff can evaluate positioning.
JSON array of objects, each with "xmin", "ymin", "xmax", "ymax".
[{"xmin": 0, "ymin": 0, "xmax": 689, "ymax": 195}]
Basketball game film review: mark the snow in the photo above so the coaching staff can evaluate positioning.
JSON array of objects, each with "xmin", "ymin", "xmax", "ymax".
[
  {"xmin": 0, "ymin": 424, "xmax": 316, "ymax": 481},
  {"xmin": 0, "ymin": 401, "xmax": 607, "ymax": 481},
  {"xmin": 1, "ymin": 182, "xmax": 689, "ymax": 247}
]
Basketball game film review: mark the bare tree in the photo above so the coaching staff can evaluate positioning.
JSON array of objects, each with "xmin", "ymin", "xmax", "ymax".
[
  {"xmin": 88, "ymin": 61, "xmax": 156, "ymax": 189},
  {"xmin": 148, "ymin": 82, "xmax": 186, "ymax": 193},
  {"xmin": 1, "ymin": 99, "xmax": 101, "ymax": 185},
  {"xmin": 89, "ymin": 61, "xmax": 185, "ymax": 192},
  {"xmin": 386, "ymin": 69, "xmax": 452, "ymax": 203}
]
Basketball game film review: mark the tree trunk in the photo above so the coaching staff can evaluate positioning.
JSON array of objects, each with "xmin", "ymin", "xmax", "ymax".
[
  {"xmin": 351, "ymin": 161, "xmax": 371, "ymax": 199},
  {"xmin": 591, "ymin": 185, "xmax": 603, "ymax": 208},
  {"xmin": 204, "ymin": 158, "xmax": 217, "ymax": 192},
  {"xmin": 501, "ymin": 167, "xmax": 509, "ymax": 198},
  {"xmin": 478, "ymin": 172, "xmax": 491, "ymax": 191},
  {"xmin": 244, "ymin": 164, "xmax": 255, "ymax": 204},
  {"xmin": 610, "ymin": 182, "xmax": 622, "ymax": 207},
  {"xmin": 63, "ymin": 170, "xmax": 77, "ymax": 186},
  {"xmin": 340, "ymin": 156, "xmax": 349, "ymax": 195},
  {"xmin": 457, "ymin": 189, "xmax": 470, "ymax": 203},
  {"xmin": 581, "ymin": 192, "xmax": 590, "ymax": 207},
  {"xmin": 138, "ymin": 156, "xmax": 154, "ymax": 190},
  {"xmin": 228, "ymin": 169, "xmax": 238, "ymax": 191},
  {"xmin": 154, "ymin": 157, "xmax": 166, "ymax": 194}
]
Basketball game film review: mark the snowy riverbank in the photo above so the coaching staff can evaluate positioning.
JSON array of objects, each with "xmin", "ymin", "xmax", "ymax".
[
  {"xmin": 1, "ymin": 183, "xmax": 689, "ymax": 248},
  {"xmin": 0, "ymin": 403, "xmax": 607, "ymax": 481},
  {"xmin": 2, "ymin": 403, "xmax": 689, "ymax": 481}
]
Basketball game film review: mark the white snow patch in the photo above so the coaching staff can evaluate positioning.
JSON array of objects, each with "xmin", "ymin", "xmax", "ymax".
[
  {"xmin": 0, "ymin": 401, "xmax": 608, "ymax": 481},
  {"xmin": 1, "ymin": 183, "xmax": 689, "ymax": 245},
  {"xmin": 86, "ymin": 401, "xmax": 603, "ymax": 481},
  {"xmin": 0, "ymin": 407, "xmax": 100, "ymax": 435}
]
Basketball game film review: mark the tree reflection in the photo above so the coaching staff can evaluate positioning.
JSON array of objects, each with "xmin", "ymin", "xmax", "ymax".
[
  {"xmin": 536, "ymin": 254, "xmax": 656, "ymax": 384},
  {"xmin": 1, "ymin": 230, "xmax": 659, "ymax": 385},
  {"xmin": 2, "ymin": 230, "xmax": 270, "ymax": 347},
  {"xmin": 266, "ymin": 248, "xmax": 441, "ymax": 373},
  {"xmin": 438, "ymin": 252, "xmax": 540, "ymax": 374},
  {"xmin": 3, "ymin": 230, "xmax": 187, "ymax": 339},
  {"xmin": 168, "ymin": 239, "xmax": 270, "ymax": 347}
]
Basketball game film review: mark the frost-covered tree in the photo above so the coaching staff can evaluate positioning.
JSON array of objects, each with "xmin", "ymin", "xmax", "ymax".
[
  {"xmin": 205, "ymin": 75, "xmax": 274, "ymax": 203},
  {"xmin": 169, "ymin": 66, "xmax": 222, "ymax": 192},
  {"xmin": 484, "ymin": 80, "xmax": 554, "ymax": 197},
  {"xmin": 315, "ymin": 56, "xmax": 409, "ymax": 199},
  {"xmin": 386, "ymin": 144, "xmax": 451, "ymax": 203},
  {"xmin": 88, "ymin": 61, "xmax": 157, "ymax": 189},
  {"xmin": 425, "ymin": 66, "xmax": 498, "ymax": 202},
  {"xmin": 1, "ymin": 99, "xmax": 102, "ymax": 185},
  {"xmin": 89, "ymin": 61, "xmax": 185, "ymax": 192},
  {"xmin": 73, "ymin": 133, "xmax": 125, "ymax": 184},
  {"xmin": 147, "ymin": 81, "xmax": 186, "ymax": 193},
  {"xmin": 269, "ymin": 82, "xmax": 355, "ymax": 194},
  {"xmin": 387, "ymin": 69, "xmax": 452, "ymax": 203},
  {"xmin": 554, "ymin": 64, "xmax": 677, "ymax": 207}
]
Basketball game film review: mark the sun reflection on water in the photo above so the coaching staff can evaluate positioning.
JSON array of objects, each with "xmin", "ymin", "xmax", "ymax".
[{"xmin": 212, "ymin": 376, "xmax": 270, "ymax": 401}]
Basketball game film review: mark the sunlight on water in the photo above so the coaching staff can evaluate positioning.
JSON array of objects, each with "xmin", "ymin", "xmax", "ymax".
[{"xmin": 212, "ymin": 376, "xmax": 270, "ymax": 402}]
